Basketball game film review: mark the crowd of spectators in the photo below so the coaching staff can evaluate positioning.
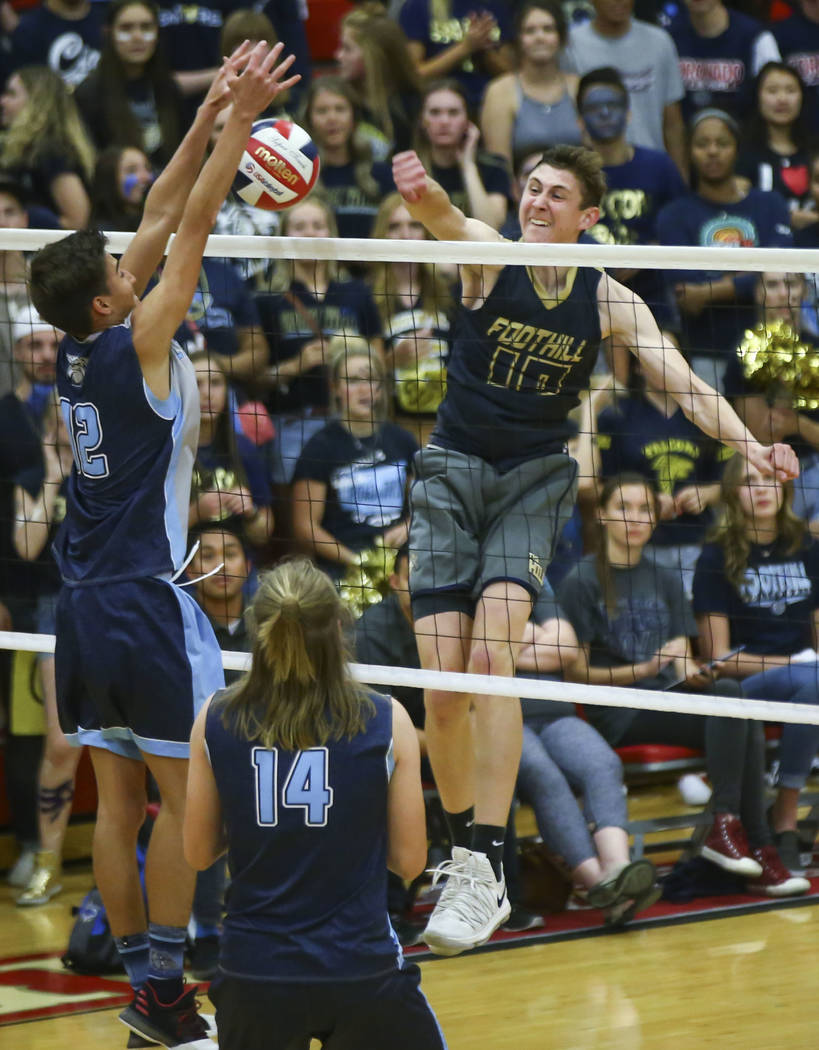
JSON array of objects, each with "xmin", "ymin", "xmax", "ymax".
[{"xmin": 3, "ymin": 0, "xmax": 819, "ymax": 941}]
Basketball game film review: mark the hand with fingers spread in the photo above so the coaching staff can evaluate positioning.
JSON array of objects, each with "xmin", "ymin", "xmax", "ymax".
[
  {"xmin": 393, "ymin": 151, "xmax": 429, "ymax": 205},
  {"xmin": 202, "ymin": 39, "xmax": 256, "ymax": 113},
  {"xmin": 226, "ymin": 40, "xmax": 302, "ymax": 119}
]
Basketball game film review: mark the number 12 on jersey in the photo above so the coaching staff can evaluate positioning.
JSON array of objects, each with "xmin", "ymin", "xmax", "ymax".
[{"xmin": 252, "ymin": 747, "xmax": 334, "ymax": 827}]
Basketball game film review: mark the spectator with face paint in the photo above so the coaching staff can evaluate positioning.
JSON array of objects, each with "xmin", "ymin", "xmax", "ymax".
[
  {"xmin": 561, "ymin": 0, "xmax": 687, "ymax": 177},
  {"xmin": 577, "ymin": 66, "xmax": 686, "ymax": 322}
]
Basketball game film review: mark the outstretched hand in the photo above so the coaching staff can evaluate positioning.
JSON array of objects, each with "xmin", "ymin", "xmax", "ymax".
[
  {"xmin": 393, "ymin": 151, "xmax": 428, "ymax": 204},
  {"xmin": 202, "ymin": 39, "xmax": 256, "ymax": 111},
  {"xmin": 225, "ymin": 40, "xmax": 301, "ymax": 119},
  {"xmin": 746, "ymin": 441, "xmax": 800, "ymax": 482}
]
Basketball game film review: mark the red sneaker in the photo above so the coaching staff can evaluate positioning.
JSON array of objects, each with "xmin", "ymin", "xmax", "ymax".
[
  {"xmin": 119, "ymin": 983, "xmax": 211, "ymax": 1048},
  {"xmin": 748, "ymin": 846, "xmax": 811, "ymax": 897},
  {"xmin": 701, "ymin": 814, "xmax": 763, "ymax": 877}
]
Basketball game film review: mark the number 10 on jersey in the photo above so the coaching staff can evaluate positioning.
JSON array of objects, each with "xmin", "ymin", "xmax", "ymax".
[{"xmin": 252, "ymin": 747, "xmax": 334, "ymax": 827}]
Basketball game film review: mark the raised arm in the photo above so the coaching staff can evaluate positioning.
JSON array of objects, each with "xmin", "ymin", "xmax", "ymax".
[
  {"xmin": 392, "ymin": 150, "xmax": 502, "ymax": 244},
  {"xmin": 392, "ymin": 149, "xmax": 504, "ymax": 294},
  {"xmin": 121, "ymin": 41, "xmax": 254, "ymax": 295},
  {"xmin": 132, "ymin": 42, "xmax": 300, "ymax": 388},
  {"xmin": 598, "ymin": 273, "xmax": 799, "ymax": 483}
]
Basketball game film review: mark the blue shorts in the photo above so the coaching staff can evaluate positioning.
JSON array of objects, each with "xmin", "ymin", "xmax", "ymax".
[
  {"xmin": 209, "ymin": 963, "xmax": 447, "ymax": 1050},
  {"xmin": 55, "ymin": 576, "xmax": 224, "ymax": 759}
]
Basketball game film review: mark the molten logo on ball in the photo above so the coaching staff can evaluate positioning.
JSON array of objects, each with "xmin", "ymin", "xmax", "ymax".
[
  {"xmin": 233, "ymin": 118, "xmax": 320, "ymax": 212},
  {"xmin": 252, "ymin": 146, "xmax": 298, "ymax": 186}
]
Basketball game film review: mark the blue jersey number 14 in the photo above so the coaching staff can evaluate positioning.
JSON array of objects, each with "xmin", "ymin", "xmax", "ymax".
[{"xmin": 252, "ymin": 747, "xmax": 334, "ymax": 827}]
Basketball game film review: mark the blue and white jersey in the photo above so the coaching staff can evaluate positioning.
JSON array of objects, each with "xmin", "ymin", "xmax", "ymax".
[
  {"xmin": 205, "ymin": 690, "xmax": 402, "ymax": 981},
  {"xmin": 54, "ymin": 319, "xmax": 199, "ymax": 584}
]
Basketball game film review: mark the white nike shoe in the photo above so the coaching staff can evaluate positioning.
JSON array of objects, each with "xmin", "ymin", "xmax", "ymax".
[{"xmin": 423, "ymin": 847, "xmax": 510, "ymax": 957}]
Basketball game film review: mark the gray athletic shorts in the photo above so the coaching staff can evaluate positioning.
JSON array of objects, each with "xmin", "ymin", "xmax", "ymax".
[{"xmin": 409, "ymin": 446, "xmax": 578, "ymax": 619}]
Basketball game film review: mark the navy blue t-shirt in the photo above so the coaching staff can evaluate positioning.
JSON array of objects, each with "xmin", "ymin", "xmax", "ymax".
[
  {"xmin": 292, "ymin": 419, "xmax": 418, "ymax": 574},
  {"xmin": 591, "ymin": 146, "xmax": 687, "ymax": 248},
  {"xmin": 27, "ymin": 205, "xmax": 62, "ymax": 229},
  {"xmin": 656, "ymin": 188, "xmax": 792, "ymax": 356},
  {"xmin": 255, "ymin": 278, "xmax": 383, "ymax": 414},
  {"xmin": 431, "ymin": 153, "xmax": 512, "ymax": 221},
  {"xmin": 398, "ymin": 0, "xmax": 512, "ymax": 109},
  {"xmin": 588, "ymin": 144, "xmax": 687, "ymax": 316},
  {"xmin": 195, "ymin": 432, "xmax": 271, "ymax": 512},
  {"xmin": 157, "ymin": 0, "xmax": 242, "ymax": 71},
  {"xmin": 693, "ymin": 538, "xmax": 819, "ymax": 655},
  {"xmin": 666, "ymin": 6, "xmax": 774, "ymax": 121},
  {"xmin": 5, "ymin": 151, "xmax": 88, "ymax": 218},
  {"xmin": 320, "ymin": 161, "xmax": 395, "ymax": 240},
  {"xmin": 597, "ymin": 394, "xmax": 724, "ymax": 548},
  {"xmin": 181, "ymin": 258, "xmax": 261, "ymax": 360},
  {"xmin": 0, "ymin": 393, "xmax": 47, "ymax": 613},
  {"xmin": 11, "ymin": 6, "xmax": 103, "ymax": 87},
  {"xmin": 205, "ymin": 689, "xmax": 402, "ymax": 981},
  {"xmin": 773, "ymin": 13, "xmax": 819, "ymax": 133}
]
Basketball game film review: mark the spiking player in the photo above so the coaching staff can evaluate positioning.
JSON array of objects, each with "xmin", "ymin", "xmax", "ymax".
[
  {"xmin": 28, "ymin": 40, "xmax": 299, "ymax": 1047},
  {"xmin": 391, "ymin": 143, "xmax": 799, "ymax": 956}
]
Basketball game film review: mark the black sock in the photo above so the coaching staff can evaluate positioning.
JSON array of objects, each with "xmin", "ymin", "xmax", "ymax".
[
  {"xmin": 443, "ymin": 806, "xmax": 474, "ymax": 850},
  {"xmin": 471, "ymin": 824, "xmax": 505, "ymax": 880}
]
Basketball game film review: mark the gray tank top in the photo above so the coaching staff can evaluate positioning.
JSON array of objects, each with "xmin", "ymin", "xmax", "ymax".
[{"xmin": 512, "ymin": 76, "xmax": 583, "ymax": 159}]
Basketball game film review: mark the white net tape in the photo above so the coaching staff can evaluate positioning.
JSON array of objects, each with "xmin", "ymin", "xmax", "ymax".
[
  {"xmin": 3, "ymin": 630, "xmax": 819, "ymax": 726},
  {"xmin": 6, "ymin": 227, "xmax": 819, "ymax": 270}
]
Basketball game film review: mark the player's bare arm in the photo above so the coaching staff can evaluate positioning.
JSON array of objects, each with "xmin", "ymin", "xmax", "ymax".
[
  {"xmin": 392, "ymin": 149, "xmax": 505, "ymax": 303},
  {"xmin": 184, "ymin": 698, "xmax": 227, "ymax": 870},
  {"xmin": 132, "ymin": 41, "xmax": 300, "ymax": 392},
  {"xmin": 121, "ymin": 40, "xmax": 254, "ymax": 294},
  {"xmin": 386, "ymin": 698, "xmax": 427, "ymax": 882},
  {"xmin": 597, "ymin": 272, "xmax": 799, "ymax": 483}
]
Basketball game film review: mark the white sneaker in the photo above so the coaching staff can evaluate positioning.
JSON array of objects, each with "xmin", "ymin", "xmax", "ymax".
[
  {"xmin": 422, "ymin": 847, "xmax": 510, "ymax": 957},
  {"xmin": 7, "ymin": 846, "xmax": 37, "ymax": 888}
]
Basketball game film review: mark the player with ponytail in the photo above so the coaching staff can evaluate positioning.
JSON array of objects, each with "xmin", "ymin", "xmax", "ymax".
[{"xmin": 184, "ymin": 557, "xmax": 446, "ymax": 1050}]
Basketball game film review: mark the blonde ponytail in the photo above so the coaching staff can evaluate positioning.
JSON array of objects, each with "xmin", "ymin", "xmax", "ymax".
[{"xmin": 220, "ymin": 558, "xmax": 374, "ymax": 749}]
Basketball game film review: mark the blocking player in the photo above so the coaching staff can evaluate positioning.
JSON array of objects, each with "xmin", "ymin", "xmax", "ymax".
[
  {"xmin": 28, "ymin": 40, "xmax": 299, "ymax": 1046},
  {"xmin": 391, "ymin": 143, "xmax": 799, "ymax": 956}
]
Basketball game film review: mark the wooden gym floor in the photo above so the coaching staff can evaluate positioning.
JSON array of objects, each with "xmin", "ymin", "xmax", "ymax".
[{"xmin": 2, "ymin": 783, "xmax": 818, "ymax": 1049}]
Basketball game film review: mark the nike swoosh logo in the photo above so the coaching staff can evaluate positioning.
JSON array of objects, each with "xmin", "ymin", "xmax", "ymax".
[
  {"xmin": 497, "ymin": 895, "xmax": 506, "ymax": 907},
  {"xmin": 465, "ymin": 819, "xmax": 474, "ymax": 828},
  {"xmin": 491, "ymin": 840, "xmax": 504, "ymax": 847}
]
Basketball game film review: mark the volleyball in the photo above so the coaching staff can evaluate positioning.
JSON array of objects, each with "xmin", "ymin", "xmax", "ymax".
[{"xmin": 233, "ymin": 118, "xmax": 320, "ymax": 211}]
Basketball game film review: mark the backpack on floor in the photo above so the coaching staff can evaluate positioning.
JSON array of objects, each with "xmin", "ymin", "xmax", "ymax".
[
  {"xmin": 61, "ymin": 885, "xmax": 124, "ymax": 975},
  {"xmin": 62, "ymin": 841, "xmax": 148, "ymax": 975}
]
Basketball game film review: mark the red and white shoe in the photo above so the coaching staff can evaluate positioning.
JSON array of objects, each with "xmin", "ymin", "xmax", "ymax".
[
  {"xmin": 701, "ymin": 814, "xmax": 762, "ymax": 877},
  {"xmin": 748, "ymin": 846, "xmax": 811, "ymax": 897}
]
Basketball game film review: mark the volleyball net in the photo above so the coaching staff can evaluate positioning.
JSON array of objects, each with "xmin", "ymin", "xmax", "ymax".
[{"xmin": 3, "ymin": 227, "xmax": 819, "ymax": 731}]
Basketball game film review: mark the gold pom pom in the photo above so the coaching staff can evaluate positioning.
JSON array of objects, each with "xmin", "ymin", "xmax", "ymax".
[
  {"xmin": 338, "ymin": 541, "xmax": 399, "ymax": 618},
  {"xmin": 736, "ymin": 321, "xmax": 819, "ymax": 410}
]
